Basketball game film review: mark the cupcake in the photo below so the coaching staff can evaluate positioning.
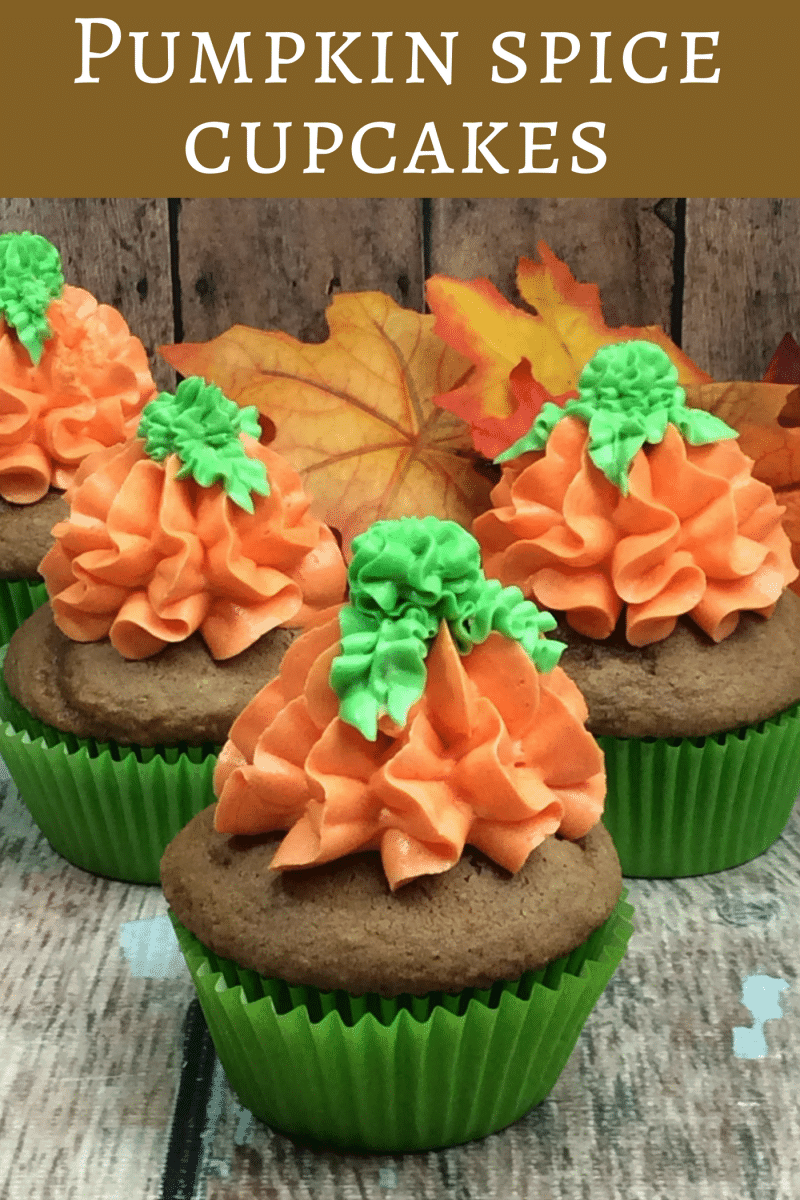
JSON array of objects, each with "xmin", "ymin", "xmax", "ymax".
[
  {"xmin": 162, "ymin": 516, "xmax": 633, "ymax": 1153},
  {"xmin": 0, "ymin": 230, "xmax": 157, "ymax": 640},
  {"xmin": 0, "ymin": 377, "xmax": 347, "ymax": 883},
  {"xmin": 472, "ymin": 340, "xmax": 800, "ymax": 877}
]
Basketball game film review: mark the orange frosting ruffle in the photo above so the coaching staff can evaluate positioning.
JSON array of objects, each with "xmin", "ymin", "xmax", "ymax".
[
  {"xmin": 40, "ymin": 437, "xmax": 348, "ymax": 660},
  {"xmin": 474, "ymin": 417, "xmax": 798, "ymax": 646},
  {"xmin": 214, "ymin": 611, "xmax": 606, "ymax": 890},
  {"xmin": 0, "ymin": 286, "xmax": 156, "ymax": 504}
]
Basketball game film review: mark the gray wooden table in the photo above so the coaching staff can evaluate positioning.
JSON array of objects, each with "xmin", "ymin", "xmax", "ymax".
[{"xmin": 1, "ymin": 757, "xmax": 798, "ymax": 1200}]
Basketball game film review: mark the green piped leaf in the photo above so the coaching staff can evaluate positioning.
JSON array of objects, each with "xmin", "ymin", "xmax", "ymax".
[
  {"xmin": 330, "ymin": 517, "xmax": 565, "ymax": 740},
  {"xmin": 495, "ymin": 341, "xmax": 738, "ymax": 493},
  {"xmin": 456, "ymin": 579, "xmax": 566, "ymax": 671},
  {"xmin": 137, "ymin": 376, "xmax": 269, "ymax": 512},
  {"xmin": 675, "ymin": 406, "xmax": 740, "ymax": 445},
  {"xmin": 0, "ymin": 232, "xmax": 64, "ymax": 365},
  {"xmin": 495, "ymin": 401, "xmax": 564, "ymax": 462},
  {"xmin": 330, "ymin": 606, "xmax": 433, "ymax": 741}
]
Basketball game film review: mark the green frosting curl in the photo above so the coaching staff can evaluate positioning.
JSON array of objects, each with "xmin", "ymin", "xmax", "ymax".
[
  {"xmin": 330, "ymin": 516, "xmax": 565, "ymax": 740},
  {"xmin": 496, "ymin": 340, "xmax": 737, "ymax": 495},
  {"xmin": 0, "ymin": 232, "xmax": 64, "ymax": 365},
  {"xmin": 137, "ymin": 376, "xmax": 269, "ymax": 512}
]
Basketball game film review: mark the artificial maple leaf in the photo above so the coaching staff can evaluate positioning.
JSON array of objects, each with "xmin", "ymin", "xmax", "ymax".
[
  {"xmin": 684, "ymin": 381, "xmax": 800, "ymax": 491},
  {"xmin": 427, "ymin": 241, "xmax": 712, "ymax": 459},
  {"xmin": 685, "ymin": 353, "xmax": 800, "ymax": 597},
  {"xmin": 160, "ymin": 292, "xmax": 490, "ymax": 553},
  {"xmin": 517, "ymin": 243, "xmax": 712, "ymax": 386},
  {"xmin": 426, "ymin": 274, "xmax": 577, "ymax": 424},
  {"xmin": 763, "ymin": 332, "xmax": 800, "ymax": 384}
]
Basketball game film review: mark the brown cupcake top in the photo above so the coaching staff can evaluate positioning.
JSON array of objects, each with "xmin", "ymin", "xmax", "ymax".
[
  {"xmin": 3, "ymin": 603, "xmax": 295, "ymax": 746},
  {"xmin": 555, "ymin": 588, "xmax": 800, "ymax": 740},
  {"xmin": 161, "ymin": 806, "xmax": 622, "ymax": 997},
  {"xmin": 0, "ymin": 489, "xmax": 68, "ymax": 579}
]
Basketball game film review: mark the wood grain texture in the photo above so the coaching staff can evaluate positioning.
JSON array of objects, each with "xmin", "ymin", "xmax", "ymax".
[
  {"xmin": 683, "ymin": 199, "xmax": 800, "ymax": 380},
  {"xmin": 177, "ymin": 199, "xmax": 424, "ymax": 346},
  {"xmin": 0, "ymin": 199, "xmax": 174, "ymax": 390},
  {"xmin": 0, "ymin": 770, "xmax": 192, "ymax": 1200},
  {"xmin": 428, "ymin": 199, "xmax": 674, "ymax": 332},
  {"xmin": 1, "ymin": 758, "xmax": 797, "ymax": 1199},
  {"xmin": 194, "ymin": 805, "xmax": 800, "ymax": 1200}
]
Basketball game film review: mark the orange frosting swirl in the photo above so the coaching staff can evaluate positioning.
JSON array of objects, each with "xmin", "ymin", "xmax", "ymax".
[
  {"xmin": 40, "ymin": 437, "xmax": 347, "ymax": 660},
  {"xmin": 474, "ymin": 417, "xmax": 798, "ymax": 646},
  {"xmin": 0, "ymin": 286, "xmax": 156, "ymax": 503},
  {"xmin": 214, "ymin": 609, "xmax": 606, "ymax": 890}
]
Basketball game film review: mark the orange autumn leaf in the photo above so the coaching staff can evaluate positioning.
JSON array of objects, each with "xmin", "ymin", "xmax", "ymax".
[
  {"xmin": 160, "ymin": 292, "xmax": 490, "ymax": 553},
  {"xmin": 517, "ymin": 243, "xmax": 712, "ymax": 387},
  {"xmin": 763, "ymin": 333, "xmax": 800, "ymax": 385},
  {"xmin": 685, "ymin": 350, "xmax": 800, "ymax": 597},
  {"xmin": 425, "ymin": 273, "xmax": 576, "ymax": 459},
  {"xmin": 427, "ymin": 241, "xmax": 711, "ymax": 459},
  {"xmin": 684, "ymin": 381, "xmax": 800, "ymax": 491}
]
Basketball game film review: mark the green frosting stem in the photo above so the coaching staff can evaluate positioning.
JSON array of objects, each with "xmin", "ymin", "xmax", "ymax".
[
  {"xmin": 0, "ymin": 232, "xmax": 64, "ymax": 365},
  {"xmin": 137, "ymin": 377, "xmax": 269, "ymax": 512},
  {"xmin": 330, "ymin": 516, "xmax": 566, "ymax": 740},
  {"xmin": 496, "ymin": 340, "xmax": 737, "ymax": 495}
]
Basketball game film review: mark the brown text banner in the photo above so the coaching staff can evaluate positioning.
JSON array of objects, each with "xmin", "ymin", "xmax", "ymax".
[{"xmin": 4, "ymin": 0, "xmax": 793, "ymax": 196}]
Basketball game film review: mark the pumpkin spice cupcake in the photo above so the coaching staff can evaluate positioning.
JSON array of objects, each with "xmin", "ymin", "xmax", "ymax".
[
  {"xmin": 0, "ymin": 230, "xmax": 156, "ymax": 639},
  {"xmin": 162, "ymin": 516, "xmax": 633, "ymax": 1152},
  {"xmin": 0, "ymin": 377, "xmax": 347, "ymax": 882},
  {"xmin": 473, "ymin": 340, "xmax": 800, "ymax": 876}
]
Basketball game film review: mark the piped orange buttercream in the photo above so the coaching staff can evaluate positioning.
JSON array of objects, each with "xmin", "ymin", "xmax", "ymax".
[
  {"xmin": 474, "ymin": 417, "xmax": 798, "ymax": 646},
  {"xmin": 214, "ymin": 611, "xmax": 605, "ymax": 890},
  {"xmin": 40, "ymin": 437, "xmax": 347, "ymax": 660},
  {"xmin": 0, "ymin": 287, "xmax": 156, "ymax": 503}
]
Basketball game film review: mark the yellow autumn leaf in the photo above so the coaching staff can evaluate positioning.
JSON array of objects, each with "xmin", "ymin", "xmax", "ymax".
[
  {"xmin": 427, "ymin": 242, "xmax": 711, "ymax": 458},
  {"xmin": 161, "ymin": 292, "xmax": 490, "ymax": 552}
]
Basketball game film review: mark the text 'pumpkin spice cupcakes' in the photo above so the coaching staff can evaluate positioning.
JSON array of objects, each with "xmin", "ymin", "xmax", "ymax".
[
  {"xmin": 162, "ymin": 517, "xmax": 633, "ymax": 1153},
  {"xmin": 0, "ymin": 231, "xmax": 157, "ymax": 639},
  {"xmin": 0, "ymin": 377, "xmax": 347, "ymax": 883},
  {"xmin": 473, "ymin": 341, "xmax": 800, "ymax": 877}
]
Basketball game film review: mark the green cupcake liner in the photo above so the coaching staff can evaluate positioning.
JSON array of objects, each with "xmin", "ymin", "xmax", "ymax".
[
  {"xmin": 170, "ymin": 892, "xmax": 633, "ymax": 1153},
  {"xmin": 0, "ymin": 578, "xmax": 48, "ymax": 644},
  {"xmin": 598, "ymin": 701, "xmax": 800, "ymax": 878},
  {"xmin": 0, "ymin": 645, "xmax": 218, "ymax": 883}
]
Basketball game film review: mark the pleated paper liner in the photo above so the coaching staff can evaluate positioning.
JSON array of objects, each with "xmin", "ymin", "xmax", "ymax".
[
  {"xmin": 0, "ymin": 579, "xmax": 48, "ymax": 644},
  {"xmin": 169, "ymin": 892, "xmax": 633, "ymax": 1154},
  {"xmin": 0, "ymin": 646, "xmax": 218, "ymax": 884},
  {"xmin": 598, "ymin": 700, "xmax": 800, "ymax": 878}
]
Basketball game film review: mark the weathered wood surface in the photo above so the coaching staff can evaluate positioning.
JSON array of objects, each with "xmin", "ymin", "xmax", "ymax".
[
  {"xmin": 683, "ymin": 198, "xmax": 800, "ymax": 380},
  {"xmin": 3, "ymin": 198, "xmax": 800, "ymax": 385},
  {"xmin": 428, "ymin": 198, "xmax": 675, "ymax": 332},
  {"xmin": 1, "ymin": 768, "xmax": 798, "ymax": 1199},
  {"xmin": 178, "ymin": 199, "xmax": 424, "ymax": 344},
  {"xmin": 0, "ymin": 199, "xmax": 175, "ymax": 391}
]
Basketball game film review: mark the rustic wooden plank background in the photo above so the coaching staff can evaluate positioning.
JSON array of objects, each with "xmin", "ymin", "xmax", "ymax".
[
  {"xmin": 2, "ymin": 768, "xmax": 798, "ymax": 1200},
  {"xmin": 178, "ymin": 199, "xmax": 424, "ymax": 345},
  {"xmin": 4, "ymin": 197, "xmax": 800, "ymax": 386},
  {"xmin": 1, "ymin": 199, "xmax": 175, "ymax": 391},
  {"xmin": 1, "ymin": 197, "xmax": 799, "ymax": 1199}
]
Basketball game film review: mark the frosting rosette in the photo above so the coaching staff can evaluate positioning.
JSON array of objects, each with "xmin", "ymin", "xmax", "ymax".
[
  {"xmin": 214, "ymin": 608, "xmax": 605, "ymax": 890},
  {"xmin": 473, "ymin": 341, "xmax": 798, "ymax": 646},
  {"xmin": 475, "ymin": 417, "xmax": 798, "ymax": 646},
  {"xmin": 0, "ymin": 233, "xmax": 156, "ymax": 504},
  {"xmin": 39, "ymin": 382, "xmax": 347, "ymax": 659},
  {"xmin": 334, "ymin": 515, "xmax": 565, "ymax": 739}
]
